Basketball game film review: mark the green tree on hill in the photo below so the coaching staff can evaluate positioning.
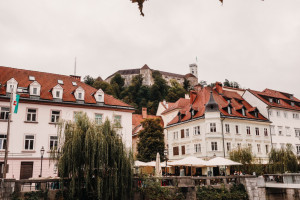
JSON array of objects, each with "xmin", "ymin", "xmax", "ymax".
[
  {"xmin": 137, "ymin": 118, "xmax": 165, "ymax": 162},
  {"xmin": 166, "ymin": 79, "xmax": 186, "ymax": 102}
]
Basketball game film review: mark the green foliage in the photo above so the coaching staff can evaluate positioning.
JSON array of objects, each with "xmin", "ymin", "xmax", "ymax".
[
  {"xmin": 110, "ymin": 73, "xmax": 125, "ymax": 99},
  {"xmin": 83, "ymin": 75, "xmax": 95, "ymax": 86},
  {"xmin": 92, "ymin": 80, "xmax": 113, "ymax": 95},
  {"xmin": 183, "ymin": 78, "xmax": 190, "ymax": 91},
  {"xmin": 223, "ymin": 79, "xmax": 240, "ymax": 88},
  {"xmin": 229, "ymin": 147, "xmax": 253, "ymax": 165},
  {"xmin": 196, "ymin": 184, "xmax": 248, "ymax": 200},
  {"xmin": 23, "ymin": 190, "xmax": 48, "ymax": 200},
  {"xmin": 268, "ymin": 144, "xmax": 298, "ymax": 173},
  {"xmin": 166, "ymin": 79, "xmax": 186, "ymax": 102},
  {"xmin": 55, "ymin": 113, "xmax": 133, "ymax": 200},
  {"xmin": 137, "ymin": 118, "xmax": 165, "ymax": 162},
  {"xmin": 139, "ymin": 179, "xmax": 184, "ymax": 200}
]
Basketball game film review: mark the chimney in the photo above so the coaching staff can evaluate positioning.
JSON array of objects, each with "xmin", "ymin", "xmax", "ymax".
[
  {"xmin": 142, "ymin": 107, "xmax": 147, "ymax": 119},
  {"xmin": 70, "ymin": 75, "xmax": 81, "ymax": 81},
  {"xmin": 215, "ymin": 82, "xmax": 223, "ymax": 94},
  {"xmin": 190, "ymin": 90, "xmax": 197, "ymax": 104}
]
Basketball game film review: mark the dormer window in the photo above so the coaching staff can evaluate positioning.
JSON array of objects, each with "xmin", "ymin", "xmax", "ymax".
[
  {"xmin": 29, "ymin": 81, "xmax": 41, "ymax": 96},
  {"xmin": 29, "ymin": 76, "xmax": 35, "ymax": 81},
  {"xmin": 291, "ymin": 102, "xmax": 295, "ymax": 106},
  {"xmin": 227, "ymin": 106, "xmax": 232, "ymax": 115},
  {"xmin": 242, "ymin": 108, "xmax": 246, "ymax": 116},
  {"xmin": 72, "ymin": 82, "xmax": 77, "ymax": 86},
  {"xmin": 269, "ymin": 98, "xmax": 273, "ymax": 103},
  {"xmin": 52, "ymin": 84, "xmax": 63, "ymax": 100},
  {"xmin": 58, "ymin": 80, "xmax": 64, "ymax": 84},
  {"xmin": 276, "ymin": 99, "xmax": 280, "ymax": 104},
  {"xmin": 6, "ymin": 78, "xmax": 18, "ymax": 93},
  {"xmin": 74, "ymin": 87, "xmax": 85, "ymax": 101},
  {"xmin": 94, "ymin": 89, "xmax": 104, "ymax": 103}
]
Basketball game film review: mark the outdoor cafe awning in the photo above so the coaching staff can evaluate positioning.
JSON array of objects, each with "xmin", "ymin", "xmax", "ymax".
[
  {"xmin": 206, "ymin": 157, "xmax": 242, "ymax": 166},
  {"xmin": 169, "ymin": 156, "xmax": 207, "ymax": 167}
]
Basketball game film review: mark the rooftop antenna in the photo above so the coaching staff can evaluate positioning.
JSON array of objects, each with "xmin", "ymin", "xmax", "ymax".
[{"xmin": 74, "ymin": 57, "xmax": 77, "ymax": 75}]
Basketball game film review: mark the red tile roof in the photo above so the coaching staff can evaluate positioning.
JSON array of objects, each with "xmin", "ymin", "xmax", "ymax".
[
  {"xmin": 132, "ymin": 114, "xmax": 163, "ymax": 135},
  {"xmin": 161, "ymin": 98, "xmax": 190, "ymax": 115},
  {"xmin": 0, "ymin": 66, "xmax": 133, "ymax": 109},
  {"xmin": 167, "ymin": 86, "xmax": 269, "ymax": 126},
  {"xmin": 248, "ymin": 89, "xmax": 300, "ymax": 111}
]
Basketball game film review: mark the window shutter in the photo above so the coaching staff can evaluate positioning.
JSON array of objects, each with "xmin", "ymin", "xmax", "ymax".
[
  {"xmin": 181, "ymin": 146, "xmax": 185, "ymax": 155},
  {"xmin": 181, "ymin": 129, "xmax": 185, "ymax": 138},
  {"xmin": 173, "ymin": 147, "xmax": 179, "ymax": 156}
]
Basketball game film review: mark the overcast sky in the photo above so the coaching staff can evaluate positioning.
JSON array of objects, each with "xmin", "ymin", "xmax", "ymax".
[{"xmin": 0, "ymin": 0, "xmax": 299, "ymax": 97}]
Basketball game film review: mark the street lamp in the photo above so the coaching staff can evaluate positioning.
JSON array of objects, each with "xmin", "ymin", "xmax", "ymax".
[
  {"xmin": 164, "ymin": 149, "xmax": 168, "ymax": 176},
  {"xmin": 40, "ymin": 146, "xmax": 45, "ymax": 177}
]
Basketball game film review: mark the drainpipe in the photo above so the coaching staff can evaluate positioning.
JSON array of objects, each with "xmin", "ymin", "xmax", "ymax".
[{"xmin": 221, "ymin": 117, "xmax": 226, "ymax": 158}]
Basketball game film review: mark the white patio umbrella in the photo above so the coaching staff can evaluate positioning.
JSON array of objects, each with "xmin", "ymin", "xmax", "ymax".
[
  {"xmin": 206, "ymin": 157, "xmax": 242, "ymax": 166},
  {"xmin": 155, "ymin": 152, "xmax": 162, "ymax": 177},
  {"xmin": 169, "ymin": 156, "xmax": 207, "ymax": 167},
  {"xmin": 134, "ymin": 160, "xmax": 147, "ymax": 167}
]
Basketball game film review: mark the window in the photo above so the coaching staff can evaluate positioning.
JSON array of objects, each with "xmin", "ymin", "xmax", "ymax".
[
  {"xmin": 242, "ymin": 108, "xmax": 246, "ymax": 116},
  {"xmin": 264, "ymin": 128, "xmax": 268, "ymax": 136},
  {"xmin": 181, "ymin": 129, "xmax": 185, "ymax": 138},
  {"xmin": 269, "ymin": 111, "xmax": 272, "ymax": 116},
  {"xmin": 270, "ymin": 126, "xmax": 275, "ymax": 135},
  {"xmin": 296, "ymin": 145, "xmax": 300, "ymax": 155},
  {"xmin": 286, "ymin": 127, "xmax": 291, "ymax": 136},
  {"xmin": 246, "ymin": 126, "xmax": 251, "ymax": 135},
  {"xmin": 72, "ymin": 82, "xmax": 77, "ymax": 86},
  {"xmin": 211, "ymin": 142, "xmax": 218, "ymax": 151},
  {"xmin": 237, "ymin": 143, "xmax": 241, "ymax": 149},
  {"xmin": 181, "ymin": 146, "xmax": 185, "ymax": 155},
  {"xmin": 225, "ymin": 124, "xmax": 230, "ymax": 133},
  {"xmin": 226, "ymin": 142, "xmax": 231, "ymax": 152},
  {"xmin": 293, "ymin": 113, "xmax": 299, "ymax": 119},
  {"xmin": 29, "ymin": 76, "xmax": 35, "ymax": 81},
  {"xmin": 33, "ymin": 88, "xmax": 37, "ymax": 95},
  {"xmin": 280, "ymin": 143, "xmax": 285, "ymax": 149},
  {"xmin": 257, "ymin": 144, "xmax": 261, "ymax": 153},
  {"xmin": 291, "ymin": 102, "xmax": 295, "ymax": 107},
  {"xmin": 173, "ymin": 132, "xmax": 178, "ymax": 140},
  {"xmin": 0, "ymin": 107, "xmax": 9, "ymax": 120},
  {"xmin": 49, "ymin": 136, "xmax": 58, "ymax": 150},
  {"xmin": 277, "ymin": 111, "xmax": 280, "ymax": 117},
  {"xmin": 210, "ymin": 123, "xmax": 216, "ymax": 132},
  {"xmin": 284, "ymin": 112, "xmax": 288, "ymax": 118},
  {"xmin": 186, "ymin": 145, "xmax": 190, "ymax": 154},
  {"xmin": 295, "ymin": 129, "xmax": 300, "ymax": 137},
  {"xmin": 269, "ymin": 98, "xmax": 273, "ymax": 103},
  {"xmin": 255, "ymin": 128, "xmax": 259, "ymax": 136},
  {"xmin": 278, "ymin": 126, "xmax": 283, "ymax": 136},
  {"xmin": 95, "ymin": 114, "xmax": 103, "ymax": 125},
  {"xmin": 235, "ymin": 125, "xmax": 239, "ymax": 134},
  {"xmin": 248, "ymin": 144, "xmax": 252, "ymax": 152},
  {"xmin": 114, "ymin": 115, "xmax": 122, "ymax": 127},
  {"xmin": 58, "ymin": 80, "xmax": 64, "ymax": 84},
  {"xmin": 26, "ymin": 109, "xmax": 37, "ymax": 122},
  {"xmin": 227, "ymin": 107, "xmax": 232, "ymax": 114},
  {"xmin": 56, "ymin": 91, "xmax": 60, "ymax": 98},
  {"xmin": 265, "ymin": 145, "xmax": 269, "ymax": 154},
  {"xmin": 98, "ymin": 95, "xmax": 103, "ymax": 102},
  {"xmin": 276, "ymin": 99, "xmax": 280, "ymax": 104},
  {"xmin": 51, "ymin": 111, "xmax": 60, "ymax": 123},
  {"xmin": 78, "ymin": 93, "xmax": 82, "ymax": 99},
  {"xmin": 185, "ymin": 129, "xmax": 189, "ymax": 137},
  {"xmin": 24, "ymin": 135, "xmax": 35, "ymax": 150},
  {"xmin": 194, "ymin": 143, "xmax": 201, "ymax": 153},
  {"xmin": 0, "ymin": 135, "xmax": 7, "ymax": 150},
  {"xmin": 193, "ymin": 126, "xmax": 200, "ymax": 135},
  {"xmin": 173, "ymin": 146, "xmax": 179, "ymax": 156}
]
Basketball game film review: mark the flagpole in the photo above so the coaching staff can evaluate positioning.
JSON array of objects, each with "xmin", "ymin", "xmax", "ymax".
[{"xmin": 3, "ymin": 87, "xmax": 13, "ymax": 179}]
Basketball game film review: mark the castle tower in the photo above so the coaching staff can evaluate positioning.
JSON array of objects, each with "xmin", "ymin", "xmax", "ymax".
[{"xmin": 189, "ymin": 63, "xmax": 198, "ymax": 79}]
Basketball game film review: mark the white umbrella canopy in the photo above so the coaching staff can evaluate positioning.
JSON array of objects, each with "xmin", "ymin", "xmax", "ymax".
[
  {"xmin": 169, "ymin": 156, "xmax": 207, "ymax": 167},
  {"xmin": 206, "ymin": 157, "xmax": 242, "ymax": 166},
  {"xmin": 134, "ymin": 160, "xmax": 147, "ymax": 167},
  {"xmin": 155, "ymin": 152, "xmax": 162, "ymax": 177}
]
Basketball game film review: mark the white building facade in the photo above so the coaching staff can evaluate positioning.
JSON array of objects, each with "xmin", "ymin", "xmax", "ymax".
[
  {"xmin": 161, "ymin": 83, "xmax": 271, "ymax": 164},
  {"xmin": 0, "ymin": 66, "xmax": 134, "ymax": 179},
  {"xmin": 243, "ymin": 89, "xmax": 300, "ymax": 154}
]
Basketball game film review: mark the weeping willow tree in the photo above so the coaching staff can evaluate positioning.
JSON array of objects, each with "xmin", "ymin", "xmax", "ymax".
[
  {"xmin": 54, "ymin": 113, "xmax": 133, "ymax": 200},
  {"xmin": 268, "ymin": 144, "xmax": 298, "ymax": 173},
  {"xmin": 229, "ymin": 147, "xmax": 253, "ymax": 173}
]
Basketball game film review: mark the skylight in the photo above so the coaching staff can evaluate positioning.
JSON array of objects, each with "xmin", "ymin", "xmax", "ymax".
[
  {"xmin": 72, "ymin": 82, "xmax": 77, "ymax": 86},
  {"xmin": 29, "ymin": 76, "xmax": 35, "ymax": 81},
  {"xmin": 58, "ymin": 80, "xmax": 64, "ymax": 84}
]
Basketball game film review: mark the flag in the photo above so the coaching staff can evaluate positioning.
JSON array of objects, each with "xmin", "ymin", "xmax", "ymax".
[{"xmin": 12, "ymin": 93, "xmax": 20, "ymax": 114}]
